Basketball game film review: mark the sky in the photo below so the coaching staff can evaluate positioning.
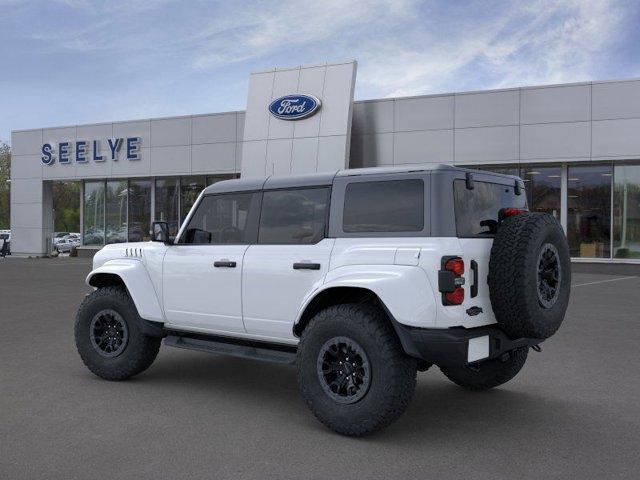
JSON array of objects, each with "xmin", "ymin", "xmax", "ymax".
[{"xmin": 1, "ymin": 0, "xmax": 639, "ymax": 144}]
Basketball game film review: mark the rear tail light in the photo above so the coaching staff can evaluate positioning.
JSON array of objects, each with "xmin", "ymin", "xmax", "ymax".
[
  {"xmin": 445, "ymin": 287, "xmax": 465, "ymax": 305},
  {"xmin": 444, "ymin": 258, "xmax": 464, "ymax": 276},
  {"xmin": 499, "ymin": 207, "xmax": 528, "ymax": 221},
  {"xmin": 438, "ymin": 256, "xmax": 465, "ymax": 306}
]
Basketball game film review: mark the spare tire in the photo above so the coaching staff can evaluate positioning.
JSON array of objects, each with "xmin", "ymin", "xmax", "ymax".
[{"xmin": 488, "ymin": 212, "xmax": 570, "ymax": 339}]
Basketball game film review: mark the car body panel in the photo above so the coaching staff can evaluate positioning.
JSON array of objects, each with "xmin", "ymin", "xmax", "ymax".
[{"xmin": 88, "ymin": 242, "xmax": 167, "ymax": 323}]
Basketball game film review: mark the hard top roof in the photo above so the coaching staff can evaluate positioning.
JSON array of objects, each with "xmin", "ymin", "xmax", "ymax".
[{"xmin": 202, "ymin": 164, "xmax": 520, "ymax": 195}]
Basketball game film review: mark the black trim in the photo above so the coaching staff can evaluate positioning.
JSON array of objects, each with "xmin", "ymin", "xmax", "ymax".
[
  {"xmin": 140, "ymin": 319, "xmax": 167, "ymax": 338},
  {"xmin": 164, "ymin": 331, "xmax": 296, "ymax": 364},
  {"xmin": 470, "ymin": 259, "xmax": 479, "ymax": 298},
  {"xmin": 392, "ymin": 323, "xmax": 543, "ymax": 367},
  {"xmin": 214, "ymin": 260, "xmax": 237, "ymax": 268},
  {"xmin": 465, "ymin": 172, "xmax": 474, "ymax": 190},
  {"xmin": 293, "ymin": 262, "xmax": 321, "ymax": 270},
  {"xmin": 514, "ymin": 179, "xmax": 522, "ymax": 195}
]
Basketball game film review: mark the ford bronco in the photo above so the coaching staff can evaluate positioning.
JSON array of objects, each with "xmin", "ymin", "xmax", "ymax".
[{"xmin": 75, "ymin": 165, "xmax": 570, "ymax": 436}]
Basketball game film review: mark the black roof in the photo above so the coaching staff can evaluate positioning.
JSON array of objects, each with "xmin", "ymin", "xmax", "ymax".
[{"xmin": 202, "ymin": 164, "xmax": 520, "ymax": 194}]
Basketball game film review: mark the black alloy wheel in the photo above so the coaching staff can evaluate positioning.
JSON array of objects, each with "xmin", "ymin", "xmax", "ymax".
[
  {"xmin": 537, "ymin": 243, "xmax": 561, "ymax": 309},
  {"xmin": 89, "ymin": 309, "xmax": 129, "ymax": 358},
  {"xmin": 316, "ymin": 336, "xmax": 371, "ymax": 404}
]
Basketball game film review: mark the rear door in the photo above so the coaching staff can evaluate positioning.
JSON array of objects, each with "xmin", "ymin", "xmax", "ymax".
[
  {"xmin": 242, "ymin": 187, "xmax": 333, "ymax": 342},
  {"xmin": 453, "ymin": 178, "xmax": 527, "ymax": 326}
]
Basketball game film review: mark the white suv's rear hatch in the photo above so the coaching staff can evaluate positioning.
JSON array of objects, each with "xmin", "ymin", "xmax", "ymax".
[{"xmin": 452, "ymin": 178, "xmax": 528, "ymax": 328}]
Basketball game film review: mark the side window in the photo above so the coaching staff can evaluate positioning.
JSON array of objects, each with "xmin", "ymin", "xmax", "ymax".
[
  {"xmin": 180, "ymin": 192, "xmax": 258, "ymax": 244},
  {"xmin": 343, "ymin": 179, "xmax": 424, "ymax": 233},
  {"xmin": 258, "ymin": 188, "xmax": 330, "ymax": 244}
]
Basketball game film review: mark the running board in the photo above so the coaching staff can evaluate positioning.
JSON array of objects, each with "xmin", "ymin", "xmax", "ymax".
[{"xmin": 164, "ymin": 334, "xmax": 297, "ymax": 365}]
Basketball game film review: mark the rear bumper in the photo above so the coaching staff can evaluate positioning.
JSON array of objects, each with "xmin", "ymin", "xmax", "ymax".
[{"xmin": 392, "ymin": 323, "xmax": 543, "ymax": 367}]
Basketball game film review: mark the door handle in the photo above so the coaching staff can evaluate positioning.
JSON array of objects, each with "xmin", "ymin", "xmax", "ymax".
[
  {"xmin": 214, "ymin": 260, "xmax": 237, "ymax": 268},
  {"xmin": 470, "ymin": 260, "xmax": 478, "ymax": 298},
  {"xmin": 293, "ymin": 262, "xmax": 321, "ymax": 270}
]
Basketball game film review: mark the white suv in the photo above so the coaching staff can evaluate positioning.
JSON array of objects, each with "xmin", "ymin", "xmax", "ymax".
[{"xmin": 75, "ymin": 164, "xmax": 570, "ymax": 436}]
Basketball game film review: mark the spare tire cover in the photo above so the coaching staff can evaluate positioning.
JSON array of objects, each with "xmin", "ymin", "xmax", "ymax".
[{"xmin": 488, "ymin": 212, "xmax": 571, "ymax": 339}]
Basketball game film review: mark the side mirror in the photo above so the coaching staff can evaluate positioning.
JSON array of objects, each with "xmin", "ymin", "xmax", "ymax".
[{"xmin": 151, "ymin": 221, "xmax": 171, "ymax": 244}]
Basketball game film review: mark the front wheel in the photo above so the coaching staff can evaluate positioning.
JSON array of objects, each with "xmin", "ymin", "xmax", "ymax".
[
  {"xmin": 296, "ymin": 304, "xmax": 417, "ymax": 436},
  {"xmin": 75, "ymin": 286, "xmax": 161, "ymax": 381},
  {"xmin": 440, "ymin": 347, "xmax": 528, "ymax": 391}
]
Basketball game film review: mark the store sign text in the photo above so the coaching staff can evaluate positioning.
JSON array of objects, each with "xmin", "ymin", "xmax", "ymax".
[{"xmin": 41, "ymin": 137, "xmax": 141, "ymax": 166}]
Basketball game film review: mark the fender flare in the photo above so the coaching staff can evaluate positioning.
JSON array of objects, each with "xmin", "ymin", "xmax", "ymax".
[
  {"xmin": 86, "ymin": 259, "xmax": 165, "ymax": 323},
  {"xmin": 294, "ymin": 265, "xmax": 438, "ymax": 331}
]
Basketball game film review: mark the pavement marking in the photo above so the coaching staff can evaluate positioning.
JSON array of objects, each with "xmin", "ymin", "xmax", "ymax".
[{"xmin": 572, "ymin": 276, "xmax": 637, "ymax": 287}]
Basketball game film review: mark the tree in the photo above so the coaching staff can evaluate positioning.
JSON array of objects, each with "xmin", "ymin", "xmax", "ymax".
[
  {"xmin": 0, "ymin": 142, "xmax": 10, "ymax": 229},
  {"xmin": 53, "ymin": 181, "xmax": 80, "ymax": 232}
]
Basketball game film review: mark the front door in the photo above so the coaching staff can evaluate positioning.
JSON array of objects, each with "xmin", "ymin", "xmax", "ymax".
[
  {"xmin": 162, "ymin": 191, "xmax": 261, "ymax": 334},
  {"xmin": 242, "ymin": 187, "xmax": 332, "ymax": 342}
]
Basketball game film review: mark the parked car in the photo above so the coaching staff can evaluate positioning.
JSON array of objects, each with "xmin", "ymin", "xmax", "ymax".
[
  {"xmin": 0, "ymin": 229, "xmax": 10, "ymax": 257},
  {"xmin": 75, "ymin": 165, "xmax": 571, "ymax": 436},
  {"xmin": 52, "ymin": 232, "xmax": 70, "ymax": 247},
  {"xmin": 55, "ymin": 237, "xmax": 80, "ymax": 253}
]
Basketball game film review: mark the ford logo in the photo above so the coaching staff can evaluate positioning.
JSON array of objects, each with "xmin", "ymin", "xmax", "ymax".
[{"xmin": 268, "ymin": 94, "xmax": 321, "ymax": 120}]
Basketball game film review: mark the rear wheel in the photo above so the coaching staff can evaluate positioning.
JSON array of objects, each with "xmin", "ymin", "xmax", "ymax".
[
  {"xmin": 296, "ymin": 303, "xmax": 417, "ymax": 436},
  {"xmin": 75, "ymin": 286, "xmax": 161, "ymax": 381},
  {"xmin": 440, "ymin": 347, "xmax": 528, "ymax": 391}
]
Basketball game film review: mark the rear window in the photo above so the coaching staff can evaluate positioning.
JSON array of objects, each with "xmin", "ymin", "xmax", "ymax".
[
  {"xmin": 454, "ymin": 179, "xmax": 526, "ymax": 237},
  {"xmin": 343, "ymin": 180, "xmax": 424, "ymax": 233}
]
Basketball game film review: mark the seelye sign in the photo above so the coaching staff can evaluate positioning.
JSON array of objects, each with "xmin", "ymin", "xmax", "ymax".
[
  {"xmin": 41, "ymin": 137, "xmax": 141, "ymax": 165},
  {"xmin": 268, "ymin": 94, "xmax": 321, "ymax": 120}
]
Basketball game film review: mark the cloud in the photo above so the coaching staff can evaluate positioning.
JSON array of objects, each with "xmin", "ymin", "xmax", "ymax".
[
  {"xmin": 1, "ymin": 0, "xmax": 637, "ymax": 142},
  {"xmin": 182, "ymin": 0, "xmax": 633, "ymax": 97},
  {"xmin": 355, "ymin": 0, "xmax": 629, "ymax": 97},
  {"xmin": 189, "ymin": 0, "xmax": 415, "ymax": 70}
]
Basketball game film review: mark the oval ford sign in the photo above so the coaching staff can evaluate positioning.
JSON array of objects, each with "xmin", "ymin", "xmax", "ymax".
[{"xmin": 268, "ymin": 94, "xmax": 321, "ymax": 120}]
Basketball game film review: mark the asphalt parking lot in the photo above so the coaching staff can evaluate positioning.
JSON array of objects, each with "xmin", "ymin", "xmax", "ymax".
[{"xmin": 1, "ymin": 258, "xmax": 639, "ymax": 479}]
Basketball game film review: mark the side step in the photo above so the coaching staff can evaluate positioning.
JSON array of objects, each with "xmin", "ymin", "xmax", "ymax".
[{"xmin": 164, "ymin": 334, "xmax": 297, "ymax": 365}]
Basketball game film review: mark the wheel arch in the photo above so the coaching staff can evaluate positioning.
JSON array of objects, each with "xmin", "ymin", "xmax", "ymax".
[
  {"xmin": 293, "ymin": 285, "xmax": 423, "ymax": 361},
  {"xmin": 86, "ymin": 261, "xmax": 165, "ymax": 323},
  {"xmin": 293, "ymin": 286, "xmax": 379, "ymax": 337},
  {"xmin": 88, "ymin": 272, "xmax": 126, "ymax": 289}
]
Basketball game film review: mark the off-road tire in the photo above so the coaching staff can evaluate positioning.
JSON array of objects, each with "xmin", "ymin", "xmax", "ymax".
[
  {"xmin": 296, "ymin": 303, "xmax": 417, "ymax": 436},
  {"xmin": 488, "ymin": 212, "xmax": 571, "ymax": 339},
  {"xmin": 440, "ymin": 347, "xmax": 528, "ymax": 391},
  {"xmin": 75, "ymin": 286, "xmax": 161, "ymax": 381}
]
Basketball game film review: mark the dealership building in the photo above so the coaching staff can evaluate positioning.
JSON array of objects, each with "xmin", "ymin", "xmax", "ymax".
[{"xmin": 10, "ymin": 59, "xmax": 640, "ymax": 262}]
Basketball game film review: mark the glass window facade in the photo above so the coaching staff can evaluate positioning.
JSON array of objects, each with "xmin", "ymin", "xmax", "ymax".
[
  {"xmin": 84, "ymin": 175, "xmax": 235, "ymax": 246},
  {"xmin": 83, "ymin": 181, "xmax": 105, "ymax": 245},
  {"xmin": 155, "ymin": 178, "xmax": 180, "ymax": 238},
  {"xmin": 567, "ymin": 165, "xmax": 612, "ymax": 259},
  {"xmin": 77, "ymin": 168, "xmax": 640, "ymax": 262},
  {"xmin": 613, "ymin": 164, "xmax": 640, "ymax": 259},
  {"xmin": 105, "ymin": 180, "xmax": 128, "ymax": 244},
  {"xmin": 180, "ymin": 176, "xmax": 206, "ymax": 221},
  {"xmin": 521, "ymin": 166, "xmax": 561, "ymax": 221},
  {"xmin": 128, "ymin": 179, "xmax": 152, "ymax": 242}
]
